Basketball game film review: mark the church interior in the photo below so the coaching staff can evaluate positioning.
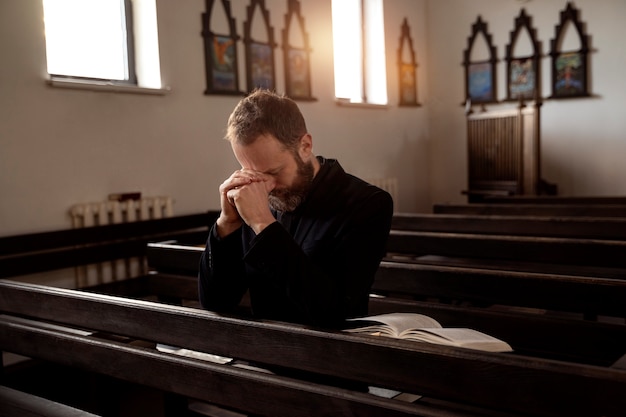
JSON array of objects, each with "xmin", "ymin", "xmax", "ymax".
[{"xmin": 1, "ymin": 1, "xmax": 626, "ymax": 416}]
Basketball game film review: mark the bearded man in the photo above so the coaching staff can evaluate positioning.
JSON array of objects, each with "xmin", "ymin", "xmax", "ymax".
[{"xmin": 198, "ymin": 89, "xmax": 393, "ymax": 328}]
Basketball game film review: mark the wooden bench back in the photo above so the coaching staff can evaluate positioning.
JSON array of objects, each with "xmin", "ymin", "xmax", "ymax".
[
  {"xmin": 0, "ymin": 315, "xmax": 427, "ymax": 417},
  {"xmin": 433, "ymin": 203, "xmax": 626, "ymax": 217},
  {"xmin": 1, "ymin": 280, "xmax": 625, "ymax": 417},
  {"xmin": 386, "ymin": 230, "xmax": 626, "ymax": 270},
  {"xmin": 0, "ymin": 212, "xmax": 218, "ymax": 278},
  {"xmin": 480, "ymin": 196, "xmax": 626, "ymax": 205},
  {"xmin": 374, "ymin": 261, "xmax": 626, "ymax": 317},
  {"xmin": 392, "ymin": 212, "xmax": 626, "ymax": 240},
  {"xmin": 142, "ymin": 242, "xmax": 626, "ymax": 364},
  {"xmin": 145, "ymin": 241, "xmax": 626, "ymax": 318},
  {"xmin": 121, "ymin": 271, "xmax": 626, "ymax": 367},
  {"xmin": 0, "ymin": 386, "xmax": 100, "ymax": 417}
]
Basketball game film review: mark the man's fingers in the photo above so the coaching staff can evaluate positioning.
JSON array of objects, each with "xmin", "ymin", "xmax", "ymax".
[{"xmin": 226, "ymin": 188, "xmax": 238, "ymax": 206}]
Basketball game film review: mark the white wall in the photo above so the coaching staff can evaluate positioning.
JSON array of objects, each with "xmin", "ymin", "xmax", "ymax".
[
  {"xmin": 426, "ymin": 0, "xmax": 626, "ymax": 205},
  {"xmin": 0, "ymin": 0, "xmax": 429, "ymax": 236},
  {"xmin": 1, "ymin": 0, "xmax": 625, "ymax": 237}
]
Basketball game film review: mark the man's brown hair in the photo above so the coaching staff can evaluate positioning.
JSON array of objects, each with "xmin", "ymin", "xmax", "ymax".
[{"xmin": 225, "ymin": 89, "xmax": 308, "ymax": 152}]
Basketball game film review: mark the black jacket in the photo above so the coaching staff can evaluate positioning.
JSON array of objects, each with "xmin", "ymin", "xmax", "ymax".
[{"xmin": 198, "ymin": 157, "xmax": 393, "ymax": 328}]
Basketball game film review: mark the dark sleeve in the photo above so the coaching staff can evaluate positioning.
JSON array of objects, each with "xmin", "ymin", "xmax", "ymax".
[
  {"xmin": 244, "ymin": 190, "xmax": 394, "ymax": 328},
  {"xmin": 198, "ymin": 224, "xmax": 249, "ymax": 312}
]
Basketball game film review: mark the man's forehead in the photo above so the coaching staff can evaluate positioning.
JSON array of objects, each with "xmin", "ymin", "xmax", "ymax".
[{"xmin": 232, "ymin": 136, "xmax": 291, "ymax": 173}]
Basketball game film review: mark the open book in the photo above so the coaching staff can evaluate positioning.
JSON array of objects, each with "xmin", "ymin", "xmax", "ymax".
[{"xmin": 344, "ymin": 313, "xmax": 513, "ymax": 352}]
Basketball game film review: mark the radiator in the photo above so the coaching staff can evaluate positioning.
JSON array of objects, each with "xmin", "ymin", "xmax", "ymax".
[
  {"xmin": 69, "ymin": 196, "xmax": 174, "ymax": 287},
  {"xmin": 367, "ymin": 177, "xmax": 398, "ymax": 209}
]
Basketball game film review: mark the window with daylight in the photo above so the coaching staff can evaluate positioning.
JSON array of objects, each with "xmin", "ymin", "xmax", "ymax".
[
  {"xmin": 42, "ymin": 0, "xmax": 163, "ymax": 92},
  {"xmin": 331, "ymin": 0, "xmax": 388, "ymax": 105}
]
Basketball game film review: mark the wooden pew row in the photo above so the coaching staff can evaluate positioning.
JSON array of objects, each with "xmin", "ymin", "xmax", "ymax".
[
  {"xmin": 0, "ymin": 212, "xmax": 218, "ymax": 279},
  {"xmin": 433, "ymin": 203, "xmax": 626, "ymax": 218},
  {"xmin": 142, "ymin": 227, "xmax": 626, "ymax": 281},
  {"xmin": 139, "ymin": 243, "xmax": 626, "ymax": 365},
  {"xmin": 480, "ymin": 195, "xmax": 626, "ymax": 205},
  {"xmin": 1, "ymin": 283, "xmax": 508, "ymax": 417},
  {"xmin": 144, "ymin": 242, "xmax": 626, "ymax": 319},
  {"xmin": 112, "ymin": 271, "xmax": 626, "ymax": 367},
  {"xmin": 1, "ymin": 280, "xmax": 625, "ymax": 417},
  {"xmin": 8, "ymin": 208, "xmax": 624, "ymax": 281},
  {"xmin": 374, "ymin": 261, "xmax": 626, "ymax": 318},
  {"xmin": 0, "ymin": 314, "xmax": 426, "ymax": 417},
  {"xmin": 3, "ymin": 207, "xmax": 623, "ymax": 281},
  {"xmin": 392, "ymin": 212, "xmax": 626, "ymax": 240},
  {"xmin": 385, "ymin": 230, "xmax": 626, "ymax": 279}
]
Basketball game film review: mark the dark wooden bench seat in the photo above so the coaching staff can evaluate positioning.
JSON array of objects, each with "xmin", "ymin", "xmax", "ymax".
[
  {"xmin": 385, "ymin": 230, "xmax": 626, "ymax": 272},
  {"xmin": 138, "ymin": 242, "xmax": 626, "ymax": 364},
  {"xmin": 143, "ymin": 230, "xmax": 626, "ymax": 281},
  {"xmin": 0, "ymin": 315, "xmax": 431, "ymax": 417},
  {"xmin": 392, "ymin": 212, "xmax": 626, "ymax": 240},
  {"xmin": 393, "ymin": 254, "xmax": 626, "ymax": 280},
  {"xmin": 0, "ymin": 385, "xmax": 100, "ymax": 417},
  {"xmin": 2, "ymin": 280, "xmax": 626, "ymax": 417},
  {"xmin": 91, "ymin": 270, "xmax": 626, "ymax": 367},
  {"xmin": 373, "ymin": 261, "xmax": 626, "ymax": 318},
  {"xmin": 0, "ymin": 212, "xmax": 218, "ymax": 279},
  {"xmin": 143, "ymin": 242, "xmax": 626, "ymax": 319},
  {"xmin": 433, "ymin": 203, "xmax": 626, "ymax": 218},
  {"xmin": 480, "ymin": 196, "xmax": 626, "ymax": 205},
  {"xmin": 6, "ymin": 208, "xmax": 623, "ymax": 280}
]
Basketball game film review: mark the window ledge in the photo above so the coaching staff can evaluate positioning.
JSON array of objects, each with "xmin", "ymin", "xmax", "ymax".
[
  {"xmin": 334, "ymin": 98, "xmax": 389, "ymax": 109},
  {"xmin": 47, "ymin": 77, "xmax": 170, "ymax": 96}
]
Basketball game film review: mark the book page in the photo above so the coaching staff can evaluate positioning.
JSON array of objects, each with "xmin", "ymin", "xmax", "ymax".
[
  {"xmin": 346, "ymin": 313, "xmax": 442, "ymax": 337},
  {"xmin": 400, "ymin": 328, "xmax": 513, "ymax": 352}
]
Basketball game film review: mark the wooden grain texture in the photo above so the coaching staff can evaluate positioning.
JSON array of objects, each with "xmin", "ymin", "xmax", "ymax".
[
  {"xmin": 1, "ymin": 281, "xmax": 626, "ymax": 417},
  {"xmin": 433, "ymin": 203, "xmax": 626, "ymax": 217},
  {"xmin": 392, "ymin": 212, "xmax": 626, "ymax": 240}
]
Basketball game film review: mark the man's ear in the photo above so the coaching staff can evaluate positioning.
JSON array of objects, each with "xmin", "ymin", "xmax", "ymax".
[{"xmin": 298, "ymin": 134, "xmax": 313, "ymax": 159}]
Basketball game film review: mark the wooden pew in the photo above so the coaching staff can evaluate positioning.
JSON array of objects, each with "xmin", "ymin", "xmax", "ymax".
[
  {"xmin": 142, "ymin": 227, "xmax": 626, "ymax": 279},
  {"xmin": 384, "ymin": 230, "xmax": 626, "ymax": 280},
  {"xmin": 104, "ymin": 268, "xmax": 626, "ymax": 367},
  {"xmin": 11, "ymin": 208, "xmax": 622, "ymax": 281},
  {"xmin": 480, "ymin": 196, "xmax": 626, "ymax": 205},
  {"xmin": 0, "ymin": 313, "xmax": 426, "ymax": 417},
  {"xmin": 0, "ymin": 211, "xmax": 218, "ymax": 278},
  {"xmin": 3, "ymin": 213, "xmax": 620, "ymax": 414},
  {"xmin": 2, "ymin": 280, "xmax": 626, "ymax": 417},
  {"xmin": 144, "ymin": 241, "xmax": 626, "ymax": 318},
  {"xmin": 140, "ymin": 242, "xmax": 626, "ymax": 365},
  {"xmin": 373, "ymin": 261, "xmax": 626, "ymax": 317},
  {"xmin": 391, "ymin": 212, "xmax": 626, "ymax": 240},
  {"xmin": 433, "ymin": 203, "xmax": 626, "ymax": 218}
]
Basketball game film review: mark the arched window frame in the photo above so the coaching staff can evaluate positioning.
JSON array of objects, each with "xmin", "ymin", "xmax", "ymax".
[
  {"xmin": 397, "ymin": 18, "xmax": 420, "ymax": 107},
  {"xmin": 463, "ymin": 16, "xmax": 498, "ymax": 108},
  {"xmin": 243, "ymin": 0, "xmax": 277, "ymax": 92},
  {"xmin": 549, "ymin": 2, "xmax": 591, "ymax": 99},
  {"xmin": 282, "ymin": 0, "xmax": 315, "ymax": 101},
  {"xmin": 505, "ymin": 8, "xmax": 541, "ymax": 103},
  {"xmin": 202, "ymin": 0, "xmax": 244, "ymax": 95}
]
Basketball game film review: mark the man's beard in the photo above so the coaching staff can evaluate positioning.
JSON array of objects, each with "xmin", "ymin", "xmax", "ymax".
[{"xmin": 268, "ymin": 155, "xmax": 314, "ymax": 212}]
